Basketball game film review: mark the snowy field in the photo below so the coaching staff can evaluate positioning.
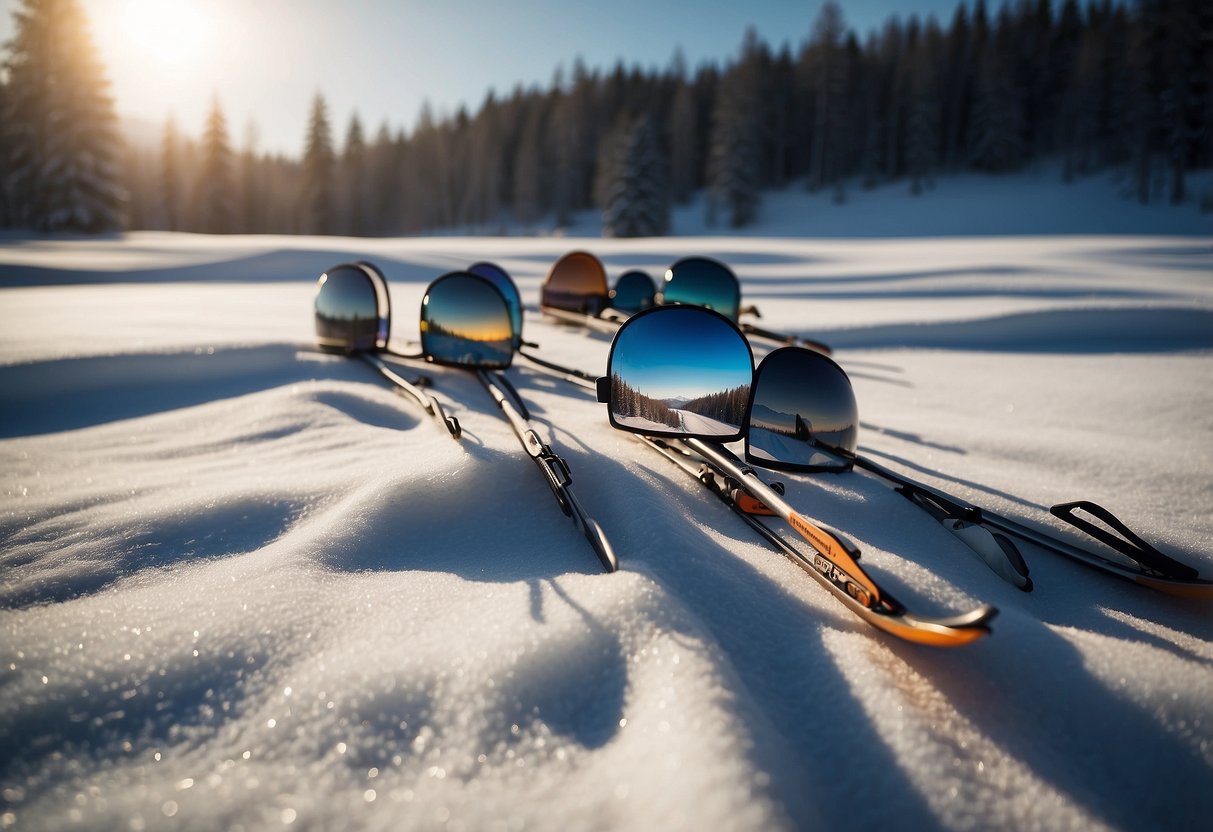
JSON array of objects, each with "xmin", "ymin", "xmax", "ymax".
[{"xmin": 1, "ymin": 178, "xmax": 1212, "ymax": 830}]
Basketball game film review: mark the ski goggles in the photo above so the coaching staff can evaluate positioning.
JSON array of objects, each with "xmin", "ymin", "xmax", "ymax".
[
  {"xmin": 419, "ymin": 272, "xmax": 515, "ymax": 370},
  {"xmin": 314, "ymin": 261, "xmax": 391, "ymax": 352},
  {"xmin": 609, "ymin": 269, "xmax": 657, "ymax": 314},
  {"xmin": 541, "ymin": 251, "xmax": 743, "ymax": 322},
  {"xmin": 541, "ymin": 252, "xmax": 660, "ymax": 318},
  {"xmin": 315, "ymin": 262, "xmax": 515, "ymax": 371},
  {"xmin": 540, "ymin": 250, "xmax": 610, "ymax": 316},
  {"xmin": 467, "ymin": 261, "xmax": 525, "ymax": 351},
  {"xmin": 599, "ymin": 305, "xmax": 857, "ymax": 471},
  {"xmin": 658, "ymin": 256, "xmax": 741, "ymax": 321}
]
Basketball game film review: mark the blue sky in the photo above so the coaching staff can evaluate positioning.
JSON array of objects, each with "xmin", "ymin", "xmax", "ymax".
[
  {"xmin": 2, "ymin": 0, "xmax": 965, "ymax": 154},
  {"xmin": 614, "ymin": 308, "xmax": 752, "ymax": 400}
]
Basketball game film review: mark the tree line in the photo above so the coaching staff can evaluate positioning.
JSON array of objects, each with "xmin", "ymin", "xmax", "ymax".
[
  {"xmin": 2, "ymin": 0, "xmax": 1209, "ymax": 235},
  {"xmin": 610, "ymin": 374, "xmax": 683, "ymax": 429},
  {"xmin": 681, "ymin": 384, "xmax": 752, "ymax": 428}
]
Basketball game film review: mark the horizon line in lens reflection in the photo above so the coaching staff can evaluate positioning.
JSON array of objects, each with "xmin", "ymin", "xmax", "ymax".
[{"xmin": 613, "ymin": 309, "xmax": 750, "ymax": 400}]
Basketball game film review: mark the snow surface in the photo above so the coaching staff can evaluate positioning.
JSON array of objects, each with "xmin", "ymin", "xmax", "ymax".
[
  {"xmin": 1, "ymin": 178, "xmax": 1212, "ymax": 831},
  {"xmin": 748, "ymin": 427, "xmax": 841, "ymax": 469}
]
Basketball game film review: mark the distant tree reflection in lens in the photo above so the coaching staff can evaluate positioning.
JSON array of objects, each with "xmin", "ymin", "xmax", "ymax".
[
  {"xmin": 608, "ymin": 306, "xmax": 752, "ymax": 440},
  {"xmin": 467, "ymin": 261, "xmax": 524, "ymax": 350},
  {"xmin": 746, "ymin": 347, "xmax": 857, "ymax": 472},
  {"xmin": 314, "ymin": 265, "xmax": 385, "ymax": 352},
  {"xmin": 542, "ymin": 251, "xmax": 610, "ymax": 315},
  {"xmin": 421, "ymin": 273, "xmax": 514, "ymax": 369}
]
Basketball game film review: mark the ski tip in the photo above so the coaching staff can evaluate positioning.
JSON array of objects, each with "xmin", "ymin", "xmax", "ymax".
[
  {"xmin": 1133, "ymin": 574, "xmax": 1213, "ymax": 600},
  {"xmin": 930, "ymin": 603, "xmax": 999, "ymax": 631}
]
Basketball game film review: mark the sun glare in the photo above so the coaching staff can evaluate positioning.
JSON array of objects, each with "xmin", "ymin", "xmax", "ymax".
[{"xmin": 117, "ymin": 0, "xmax": 212, "ymax": 67}]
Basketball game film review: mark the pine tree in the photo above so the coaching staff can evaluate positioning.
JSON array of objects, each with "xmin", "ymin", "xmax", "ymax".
[
  {"xmin": 907, "ymin": 18, "xmax": 943, "ymax": 194},
  {"xmin": 707, "ymin": 29, "xmax": 764, "ymax": 228},
  {"xmin": 341, "ymin": 113, "xmax": 367, "ymax": 235},
  {"xmin": 460, "ymin": 92, "xmax": 504, "ymax": 229},
  {"xmin": 512, "ymin": 99, "xmax": 547, "ymax": 224},
  {"xmin": 238, "ymin": 121, "xmax": 261, "ymax": 233},
  {"xmin": 602, "ymin": 116, "xmax": 670, "ymax": 237},
  {"xmin": 301, "ymin": 92, "xmax": 336, "ymax": 234},
  {"xmin": 970, "ymin": 7, "xmax": 1026, "ymax": 172},
  {"xmin": 550, "ymin": 60, "xmax": 595, "ymax": 224},
  {"xmin": 160, "ymin": 117, "xmax": 183, "ymax": 231},
  {"xmin": 806, "ymin": 2, "xmax": 849, "ymax": 194},
  {"xmin": 940, "ymin": 3, "xmax": 976, "ymax": 169},
  {"xmin": 367, "ymin": 122, "xmax": 402, "ymax": 235},
  {"xmin": 197, "ymin": 96, "xmax": 233, "ymax": 233},
  {"xmin": 2, "ymin": 0, "xmax": 124, "ymax": 231},
  {"xmin": 666, "ymin": 51, "xmax": 699, "ymax": 203}
]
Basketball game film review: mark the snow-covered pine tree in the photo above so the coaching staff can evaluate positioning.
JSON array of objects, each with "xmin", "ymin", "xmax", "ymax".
[
  {"xmin": 602, "ymin": 116, "xmax": 670, "ymax": 238},
  {"xmin": 2, "ymin": 0, "xmax": 123, "ymax": 232},
  {"xmin": 302, "ymin": 93, "xmax": 336, "ymax": 235},
  {"xmin": 197, "ymin": 97, "xmax": 233, "ymax": 233}
]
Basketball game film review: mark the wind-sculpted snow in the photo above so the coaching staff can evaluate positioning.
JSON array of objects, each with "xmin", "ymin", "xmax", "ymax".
[{"xmin": 1, "ymin": 231, "xmax": 1211, "ymax": 830}]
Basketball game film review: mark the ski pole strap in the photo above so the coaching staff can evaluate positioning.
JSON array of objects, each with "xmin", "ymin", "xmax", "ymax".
[{"xmin": 1050, "ymin": 500, "xmax": 1198, "ymax": 580}]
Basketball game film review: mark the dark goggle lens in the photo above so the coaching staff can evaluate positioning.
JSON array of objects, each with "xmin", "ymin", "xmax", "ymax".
[
  {"xmin": 610, "ymin": 270, "xmax": 656, "ymax": 314},
  {"xmin": 541, "ymin": 251, "xmax": 609, "ymax": 315},
  {"xmin": 745, "ymin": 347, "xmax": 857, "ymax": 473},
  {"xmin": 605, "ymin": 306, "xmax": 752, "ymax": 441},
  {"xmin": 660, "ymin": 257, "xmax": 741, "ymax": 321},
  {"xmin": 421, "ymin": 272, "xmax": 514, "ymax": 369},
  {"xmin": 467, "ymin": 261, "xmax": 524, "ymax": 350},
  {"xmin": 315, "ymin": 264, "xmax": 389, "ymax": 352}
]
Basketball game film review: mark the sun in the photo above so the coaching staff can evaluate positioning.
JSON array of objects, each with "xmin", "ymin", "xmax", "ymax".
[{"xmin": 115, "ymin": 0, "xmax": 212, "ymax": 67}]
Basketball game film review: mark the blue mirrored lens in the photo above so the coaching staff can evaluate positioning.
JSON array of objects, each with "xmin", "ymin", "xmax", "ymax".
[
  {"xmin": 610, "ymin": 270, "xmax": 656, "ymax": 314},
  {"xmin": 315, "ymin": 265, "xmax": 386, "ymax": 352},
  {"xmin": 541, "ymin": 251, "xmax": 609, "ymax": 315},
  {"xmin": 467, "ymin": 261, "xmax": 523, "ymax": 350},
  {"xmin": 421, "ymin": 273, "xmax": 514, "ymax": 369},
  {"xmin": 607, "ymin": 306, "xmax": 752, "ymax": 440},
  {"xmin": 746, "ymin": 347, "xmax": 857, "ymax": 472},
  {"xmin": 661, "ymin": 257, "xmax": 741, "ymax": 321}
]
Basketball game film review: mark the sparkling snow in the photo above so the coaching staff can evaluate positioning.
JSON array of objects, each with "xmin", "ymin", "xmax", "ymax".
[{"xmin": 1, "ymin": 178, "xmax": 1211, "ymax": 830}]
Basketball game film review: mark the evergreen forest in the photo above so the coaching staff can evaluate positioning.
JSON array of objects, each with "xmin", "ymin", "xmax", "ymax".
[{"xmin": 1, "ymin": 0, "xmax": 1209, "ymax": 236}]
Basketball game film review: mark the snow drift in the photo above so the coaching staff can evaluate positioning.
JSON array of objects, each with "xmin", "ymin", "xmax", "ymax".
[{"xmin": 1, "ymin": 213, "xmax": 1211, "ymax": 830}]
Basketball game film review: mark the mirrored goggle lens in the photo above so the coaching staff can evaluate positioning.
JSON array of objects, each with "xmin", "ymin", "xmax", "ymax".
[
  {"xmin": 467, "ymin": 261, "xmax": 523, "ymax": 350},
  {"xmin": 606, "ymin": 306, "xmax": 752, "ymax": 441},
  {"xmin": 610, "ymin": 270, "xmax": 656, "ymax": 314},
  {"xmin": 661, "ymin": 257, "xmax": 741, "ymax": 321},
  {"xmin": 315, "ymin": 264, "xmax": 388, "ymax": 352},
  {"xmin": 420, "ymin": 272, "xmax": 514, "ymax": 370},
  {"xmin": 541, "ymin": 251, "xmax": 609, "ymax": 315},
  {"xmin": 746, "ymin": 347, "xmax": 857, "ymax": 473}
]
